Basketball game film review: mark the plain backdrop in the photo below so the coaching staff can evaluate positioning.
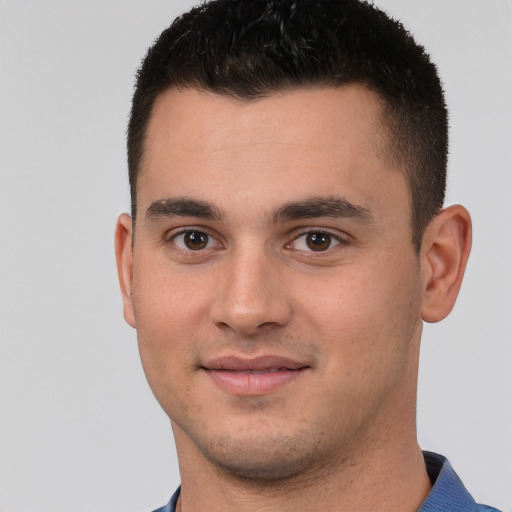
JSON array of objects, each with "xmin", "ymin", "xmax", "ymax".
[{"xmin": 0, "ymin": 1, "xmax": 511, "ymax": 511}]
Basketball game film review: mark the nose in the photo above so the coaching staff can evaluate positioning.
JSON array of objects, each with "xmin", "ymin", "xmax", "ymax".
[{"xmin": 209, "ymin": 248, "xmax": 293, "ymax": 337}]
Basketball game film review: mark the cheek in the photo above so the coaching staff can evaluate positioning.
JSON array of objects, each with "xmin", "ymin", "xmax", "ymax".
[
  {"xmin": 133, "ymin": 254, "xmax": 213, "ymax": 333},
  {"xmin": 131, "ymin": 258, "xmax": 212, "ymax": 402},
  {"xmin": 299, "ymin": 254, "xmax": 422, "ymax": 377},
  {"xmin": 294, "ymin": 257, "xmax": 422, "ymax": 433}
]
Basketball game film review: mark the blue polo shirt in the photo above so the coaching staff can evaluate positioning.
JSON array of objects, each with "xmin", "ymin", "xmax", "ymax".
[{"xmin": 152, "ymin": 452, "xmax": 501, "ymax": 512}]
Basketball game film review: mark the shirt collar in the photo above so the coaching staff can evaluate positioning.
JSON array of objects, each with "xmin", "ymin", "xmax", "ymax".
[{"xmin": 419, "ymin": 451, "xmax": 478, "ymax": 511}]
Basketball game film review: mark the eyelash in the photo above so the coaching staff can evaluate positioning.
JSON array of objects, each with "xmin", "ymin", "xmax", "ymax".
[
  {"xmin": 164, "ymin": 227, "xmax": 348, "ymax": 255},
  {"xmin": 165, "ymin": 228, "xmax": 223, "ymax": 253},
  {"xmin": 287, "ymin": 230, "xmax": 347, "ymax": 253}
]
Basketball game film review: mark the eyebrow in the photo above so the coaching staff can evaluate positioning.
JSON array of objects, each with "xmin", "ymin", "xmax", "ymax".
[
  {"xmin": 144, "ymin": 195, "xmax": 373, "ymax": 225},
  {"xmin": 272, "ymin": 197, "xmax": 373, "ymax": 224},
  {"xmin": 145, "ymin": 197, "xmax": 224, "ymax": 221}
]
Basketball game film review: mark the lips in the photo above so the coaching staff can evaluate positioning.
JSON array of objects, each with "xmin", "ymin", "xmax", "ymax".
[
  {"xmin": 201, "ymin": 355, "xmax": 310, "ymax": 395},
  {"xmin": 228, "ymin": 368, "xmax": 288, "ymax": 374}
]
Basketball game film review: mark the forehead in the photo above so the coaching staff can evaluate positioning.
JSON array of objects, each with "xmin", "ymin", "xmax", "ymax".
[
  {"xmin": 139, "ymin": 86, "xmax": 407, "ymax": 224},
  {"xmin": 144, "ymin": 85, "xmax": 386, "ymax": 157}
]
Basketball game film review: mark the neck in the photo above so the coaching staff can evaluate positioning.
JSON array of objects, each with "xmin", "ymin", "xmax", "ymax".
[{"xmin": 175, "ymin": 434, "xmax": 430, "ymax": 512}]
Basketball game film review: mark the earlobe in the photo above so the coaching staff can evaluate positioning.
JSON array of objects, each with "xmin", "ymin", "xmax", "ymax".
[
  {"xmin": 420, "ymin": 205, "xmax": 472, "ymax": 323},
  {"xmin": 115, "ymin": 213, "xmax": 136, "ymax": 328}
]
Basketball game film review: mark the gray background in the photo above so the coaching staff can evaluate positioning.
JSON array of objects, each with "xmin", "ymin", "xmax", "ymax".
[{"xmin": 0, "ymin": 1, "xmax": 510, "ymax": 511}]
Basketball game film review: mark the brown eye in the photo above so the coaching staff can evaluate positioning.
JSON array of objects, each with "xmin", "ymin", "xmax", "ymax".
[
  {"xmin": 184, "ymin": 231, "xmax": 209, "ymax": 250},
  {"xmin": 290, "ymin": 231, "xmax": 342, "ymax": 253},
  {"xmin": 305, "ymin": 232, "xmax": 333, "ymax": 251},
  {"xmin": 173, "ymin": 231, "xmax": 213, "ymax": 251}
]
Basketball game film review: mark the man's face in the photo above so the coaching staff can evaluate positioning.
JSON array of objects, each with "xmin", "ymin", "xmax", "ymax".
[{"xmin": 120, "ymin": 86, "xmax": 425, "ymax": 479}]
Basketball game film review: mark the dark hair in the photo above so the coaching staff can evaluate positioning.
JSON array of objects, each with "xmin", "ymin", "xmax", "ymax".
[{"xmin": 128, "ymin": 0, "xmax": 447, "ymax": 251}]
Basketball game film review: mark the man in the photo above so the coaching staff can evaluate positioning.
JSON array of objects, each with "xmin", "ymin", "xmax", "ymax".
[{"xmin": 115, "ymin": 1, "xmax": 500, "ymax": 511}]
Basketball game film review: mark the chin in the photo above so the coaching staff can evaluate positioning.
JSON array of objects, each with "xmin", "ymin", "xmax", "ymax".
[{"xmin": 198, "ymin": 428, "xmax": 328, "ymax": 483}]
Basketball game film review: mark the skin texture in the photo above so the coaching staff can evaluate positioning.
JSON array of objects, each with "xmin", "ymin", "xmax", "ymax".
[{"xmin": 116, "ymin": 86, "xmax": 471, "ymax": 512}]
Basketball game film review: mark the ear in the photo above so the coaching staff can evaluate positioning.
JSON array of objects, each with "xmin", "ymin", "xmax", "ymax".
[
  {"xmin": 115, "ymin": 213, "xmax": 136, "ymax": 328},
  {"xmin": 420, "ymin": 205, "xmax": 472, "ymax": 323}
]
